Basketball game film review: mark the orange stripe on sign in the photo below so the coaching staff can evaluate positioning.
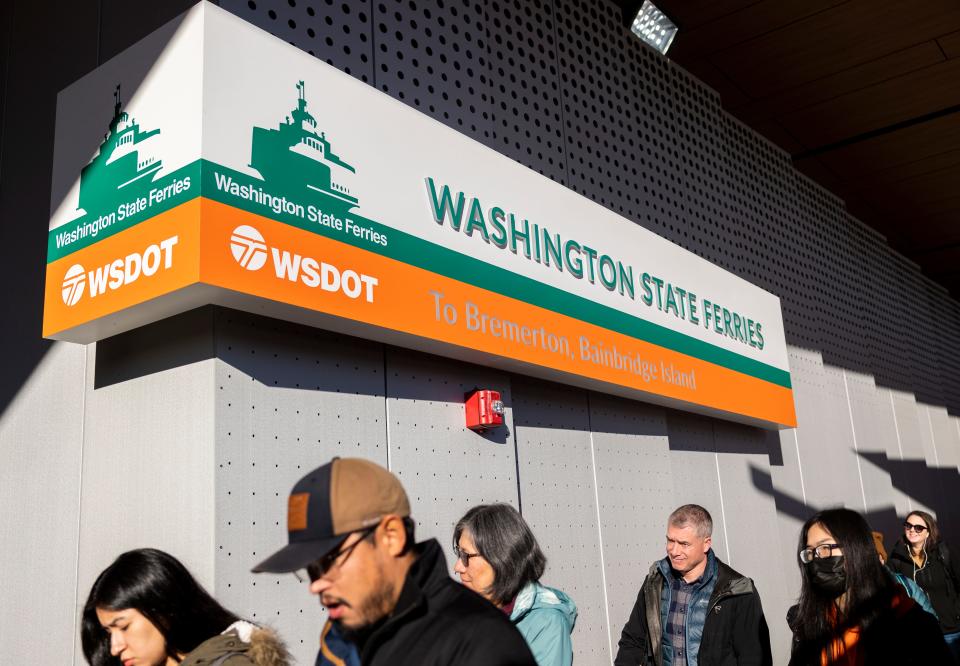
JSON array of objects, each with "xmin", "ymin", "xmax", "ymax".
[
  {"xmin": 199, "ymin": 199, "xmax": 796, "ymax": 427},
  {"xmin": 43, "ymin": 200, "xmax": 202, "ymax": 338}
]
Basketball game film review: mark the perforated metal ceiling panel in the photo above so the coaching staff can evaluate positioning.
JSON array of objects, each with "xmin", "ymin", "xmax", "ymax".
[{"xmin": 212, "ymin": 309, "xmax": 388, "ymax": 664}]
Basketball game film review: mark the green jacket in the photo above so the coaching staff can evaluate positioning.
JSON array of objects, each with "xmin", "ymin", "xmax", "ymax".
[
  {"xmin": 510, "ymin": 582, "xmax": 578, "ymax": 666},
  {"xmin": 180, "ymin": 622, "xmax": 290, "ymax": 666}
]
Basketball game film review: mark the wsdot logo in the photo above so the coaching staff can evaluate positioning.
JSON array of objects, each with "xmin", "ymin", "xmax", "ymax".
[
  {"xmin": 231, "ymin": 225, "xmax": 268, "ymax": 271},
  {"xmin": 62, "ymin": 264, "xmax": 86, "ymax": 306},
  {"xmin": 227, "ymin": 225, "xmax": 379, "ymax": 303},
  {"xmin": 58, "ymin": 236, "xmax": 179, "ymax": 307}
]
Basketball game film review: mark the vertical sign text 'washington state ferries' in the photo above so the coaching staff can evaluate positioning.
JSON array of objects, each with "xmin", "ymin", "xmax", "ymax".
[{"xmin": 43, "ymin": 3, "xmax": 795, "ymax": 429}]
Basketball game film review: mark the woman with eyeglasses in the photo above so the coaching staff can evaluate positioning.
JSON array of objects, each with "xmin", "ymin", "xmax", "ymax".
[
  {"xmin": 786, "ymin": 508, "xmax": 950, "ymax": 665},
  {"xmin": 453, "ymin": 504, "xmax": 577, "ymax": 666},
  {"xmin": 82, "ymin": 549, "xmax": 290, "ymax": 666},
  {"xmin": 885, "ymin": 510, "xmax": 960, "ymax": 660}
]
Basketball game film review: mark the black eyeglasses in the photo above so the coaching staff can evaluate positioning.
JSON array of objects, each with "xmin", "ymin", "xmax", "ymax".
[
  {"xmin": 453, "ymin": 545, "xmax": 483, "ymax": 567},
  {"xmin": 904, "ymin": 522, "xmax": 928, "ymax": 534},
  {"xmin": 799, "ymin": 543, "xmax": 840, "ymax": 564},
  {"xmin": 299, "ymin": 525, "xmax": 378, "ymax": 582}
]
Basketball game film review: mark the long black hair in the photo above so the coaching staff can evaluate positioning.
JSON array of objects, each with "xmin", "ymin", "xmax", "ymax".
[
  {"xmin": 81, "ymin": 549, "xmax": 240, "ymax": 665},
  {"xmin": 790, "ymin": 509, "xmax": 895, "ymax": 663},
  {"xmin": 453, "ymin": 503, "xmax": 546, "ymax": 606}
]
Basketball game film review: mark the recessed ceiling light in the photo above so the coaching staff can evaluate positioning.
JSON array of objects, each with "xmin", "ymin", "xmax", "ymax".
[{"xmin": 630, "ymin": 0, "xmax": 678, "ymax": 55}]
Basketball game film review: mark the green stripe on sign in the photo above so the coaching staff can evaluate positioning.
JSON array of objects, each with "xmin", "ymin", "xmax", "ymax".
[
  {"xmin": 201, "ymin": 161, "xmax": 792, "ymax": 389},
  {"xmin": 47, "ymin": 161, "xmax": 202, "ymax": 263}
]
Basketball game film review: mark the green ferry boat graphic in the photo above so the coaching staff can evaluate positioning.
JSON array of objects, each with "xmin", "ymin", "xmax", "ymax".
[
  {"xmin": 250, "ymin": 81, "xmax": 358, "ymax": 211},
  {"xmin": 78, "ymin": 84, "xmax": 162, "ymax": 214}
]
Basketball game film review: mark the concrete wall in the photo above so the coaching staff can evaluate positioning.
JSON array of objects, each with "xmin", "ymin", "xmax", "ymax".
[{"xmin": 1, "ymin": 1, "xmax": 959, "ymax": 665}]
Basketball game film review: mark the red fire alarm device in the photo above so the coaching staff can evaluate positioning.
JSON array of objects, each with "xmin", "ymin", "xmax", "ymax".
[{"xmin": 465, "ymin": 389, "xmax": 505, "ymax": 431}]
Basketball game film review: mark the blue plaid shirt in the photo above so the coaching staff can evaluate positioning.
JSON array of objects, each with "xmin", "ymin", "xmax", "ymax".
[{"xmin": 665, "ymin": 571, "xmax": 699, "ymax": 666}]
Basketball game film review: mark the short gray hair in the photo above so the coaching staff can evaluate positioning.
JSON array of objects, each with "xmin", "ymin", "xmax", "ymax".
[{"xmin": 669, "ymin": 504, "xmax": 712, "ymax": 538}]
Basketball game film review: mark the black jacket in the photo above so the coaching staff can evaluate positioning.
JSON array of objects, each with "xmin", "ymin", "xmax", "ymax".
[
  {"xmin": 614, "ymin": 556, "xmax": 772, "ymax": 666},
  {"xmin": 886, "ymin": 539, "xmax": 960, "ymax": 632},
  {"xmin": 786, "ymin": 591, "xmax": 952, "ymax": 665},
  {"xmin": 354, "ymin": 539, "xmax": 537, "ymax": 666}
]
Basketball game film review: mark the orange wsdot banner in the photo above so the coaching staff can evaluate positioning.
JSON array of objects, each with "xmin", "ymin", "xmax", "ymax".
[
  {"xmin": 43, "ymin": 200, "xmax": 202, "ymax": 339},
  {"xmin": 199, "ymin": 200, "xmax": 795, "ymax": 428}
]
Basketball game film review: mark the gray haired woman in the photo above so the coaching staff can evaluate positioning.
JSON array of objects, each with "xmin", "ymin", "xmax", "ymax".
[{"xmin": 453, "ymin": 504, "xmax": 577, "ymax": 666}]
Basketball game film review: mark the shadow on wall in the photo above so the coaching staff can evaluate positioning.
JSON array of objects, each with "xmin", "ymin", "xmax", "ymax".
[
  {"xmin": 749, "ymin": 451, "xmax": 960, "ymax": 553},
  {"xmin": 0, "ymin": 1, "xmax": 196, "ymax": 423},
  {"xmin": 93, "ymin": 306, "xmax": 513, "ymax": 445}
]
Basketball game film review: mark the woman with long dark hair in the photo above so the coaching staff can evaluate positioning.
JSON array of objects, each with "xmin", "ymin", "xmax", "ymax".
[
  {"xmin": 453, "ymin": 504, "xmax": 577, "ymax": 666},
  {"xmin": 787, "ymin": 508, "xmax": 950, "ymax": 665},
  {"xmin": 81, "ymin": 549, "xmax": 289, "ymax": 666},
  {"xmin": 886, "ymin": 510, "xmax": 960, "ymax": 660}
]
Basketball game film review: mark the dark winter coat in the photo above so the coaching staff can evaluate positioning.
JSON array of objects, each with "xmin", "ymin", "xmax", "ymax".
[
  {"xmin": 354, "ymin": 539, "xmax": 537, "ymax": 666},
  {"xmin": 181, "ymin": 623, "xmax": 290, "ymax": 666},
  {"xmin": 614, "ymin": 552, "xmax": 772, "ymax": 666},
  {"xmin": 886, "ymin": 539, "xmax": 960, "ymax": 632},
  {"xmin": 786, "ymin": 589, "xmax": 952, "ymax": 665}
]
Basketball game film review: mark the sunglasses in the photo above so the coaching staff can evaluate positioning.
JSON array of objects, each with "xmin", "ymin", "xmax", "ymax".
[{"xmin": 904, "ymin": 522, "xmax": 928, "ymax": 534}]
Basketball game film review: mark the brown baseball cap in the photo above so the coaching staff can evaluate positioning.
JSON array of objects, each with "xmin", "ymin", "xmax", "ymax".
[{"xmin": 251, "ymin": 457, "xmax": 410, "ymax": 573}]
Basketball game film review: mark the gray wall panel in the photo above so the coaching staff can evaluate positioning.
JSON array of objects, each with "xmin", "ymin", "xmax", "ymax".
[
  {"xmin": 926, "ymin": 406, "xmax": 960, "ymax": 538},
  {"xmin": 664, "ymin": 412, "xmax": 727, "ymax": 560},
  {"xmin": 712, "ymin": 420, "xmax": 793, "ymax": 666},
  {"xmin": 77, "ymin": 344, "xmax": 217, "ymax": 662},
  {"xmin": 891, "ymin": 390, "xmax": 934, "ymax": 514},
  {"xmin": 800, "ymin": 363, "xmax": 863, "ymax": 511},
  {"xmin": 385, "ymin": 349, "xmax": 519, "ymax": 554},
  {"xmin": 844, "ymin": 371, "xmax": 901, "ymax": 536},
  {"xmin": 0, "ymin": 343, "xmax": 86, "ymax": 665},
  {"xmin": 590, "ymin": 394, "xmax": 672, "ymax": 649},
  {"xmin": 212, "ymin": 309, "xmax": 387, "ymax": 665},
  {"xmin": 513, "ymin": 380, "xmax": 611, "ymax": 664}
]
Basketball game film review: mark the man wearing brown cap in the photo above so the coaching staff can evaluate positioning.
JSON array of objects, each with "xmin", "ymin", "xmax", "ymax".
[{"xmin": 253, "ymin": 457, "xmax": 537, "ymax": 666}]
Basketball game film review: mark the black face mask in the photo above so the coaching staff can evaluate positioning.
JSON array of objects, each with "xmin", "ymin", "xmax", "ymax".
[{"xmin": 808, "ymin": 555, "xmax": 847, "ymax": 596}]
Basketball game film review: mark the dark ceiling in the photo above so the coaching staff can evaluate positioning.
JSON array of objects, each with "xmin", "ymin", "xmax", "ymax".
[{"xmin": 616, "ymin": 0, "xmax": 960, "ymax": 297}]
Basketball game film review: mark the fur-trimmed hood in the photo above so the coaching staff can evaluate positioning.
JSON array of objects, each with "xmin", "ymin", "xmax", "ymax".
[{"xmin": 181, "ymin": 621, "xmax": 290, "ymax": 666}]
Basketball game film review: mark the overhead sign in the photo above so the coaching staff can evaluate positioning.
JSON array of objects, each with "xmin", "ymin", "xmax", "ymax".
[{"xmin": 44, "ymin": 2, "xmax": 796, "ymax": 429}]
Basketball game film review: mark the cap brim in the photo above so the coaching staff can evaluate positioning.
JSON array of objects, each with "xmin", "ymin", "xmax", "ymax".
[{"xmin": 251, "ymin": 534, "xmax": 344, "ymax": 573}]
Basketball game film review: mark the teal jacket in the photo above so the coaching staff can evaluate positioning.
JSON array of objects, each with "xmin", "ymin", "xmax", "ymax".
[
  {"xmin": 509, "ymin": 582, "xmax": 578, "ymax": 666},
  {"xmin": 891, "ymin": 571, "xmax": 938, "ymax": 618}
]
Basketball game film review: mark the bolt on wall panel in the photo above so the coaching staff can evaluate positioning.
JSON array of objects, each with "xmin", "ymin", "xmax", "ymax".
[
  {"xmin": 589, "ymin": 394, "xmax": 672, "ymax": 649},
  {"xmin": 384, "ymin": 348, "xmax": 519, "ymax": 560},
  {"xmin": 512, "ymin": 378, "xmax": 612, "ymax": 665},
  {"xmin": 212, "ymin": 309, "xmax": 388, "ymax": 665}
]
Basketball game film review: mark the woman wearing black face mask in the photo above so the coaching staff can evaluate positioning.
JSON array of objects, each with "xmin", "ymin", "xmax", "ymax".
[{"xmin": 786, "ymin": 508, "xmax": 952, "ymax": 665}]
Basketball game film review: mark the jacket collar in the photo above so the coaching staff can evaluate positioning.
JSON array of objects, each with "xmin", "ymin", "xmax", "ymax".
[
  {"xmin": 359, "ymin": 539, "xmax": 448, "ymax": 659},
  {"xmin": 655, "ymin": 548, "xmax": 718, "ymax": 592}
]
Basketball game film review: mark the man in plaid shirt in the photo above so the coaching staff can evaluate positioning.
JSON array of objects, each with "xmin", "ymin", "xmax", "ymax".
[{"xmin": 613, "ymin": 505, "xmax": 772, "ymax": 666}]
